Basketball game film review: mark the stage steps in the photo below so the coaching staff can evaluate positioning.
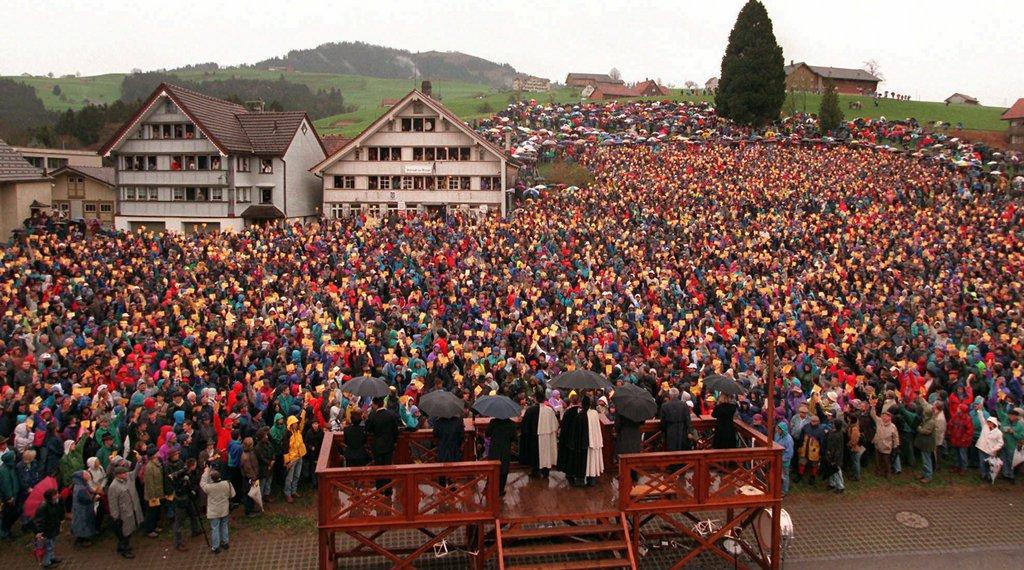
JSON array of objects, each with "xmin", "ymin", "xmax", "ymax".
[{"xmin": 497, "ymin": 514, "xmax": 636, "ymax": 570}]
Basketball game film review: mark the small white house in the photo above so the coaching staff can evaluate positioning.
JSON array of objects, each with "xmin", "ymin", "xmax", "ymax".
[{"xmin": 100, "ymin": 83, "xmax": 326, "ymax": 233}]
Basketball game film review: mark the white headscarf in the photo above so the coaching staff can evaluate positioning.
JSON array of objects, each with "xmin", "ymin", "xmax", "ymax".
[{"xmin": 86, "ymin": 457, "xmax": 106, "ymax": 491}]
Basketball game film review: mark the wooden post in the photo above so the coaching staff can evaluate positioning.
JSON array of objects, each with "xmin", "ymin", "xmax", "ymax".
[
  {"xmin": 764, "ymin": 333, "xmax": 776, "ymax": 448},
  {"xmin": 770, "ymin": 498, "xmax": 782, "ymax": 569}
]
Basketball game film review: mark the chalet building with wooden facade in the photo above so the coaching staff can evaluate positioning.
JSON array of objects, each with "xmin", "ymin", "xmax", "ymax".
[
  {"xmin": 49, "ymin": 165, "xmax": 116, "ymax": 226},
  {"xmin": 99, "ymin": 83, "xmax": 325, "ymax": 233},
  {"xmin": 313, "ymin": 82, "xmax": 518, "ymax": 218},
  {"xmin": 784, "ymin": 62, "xmax": 880, "ymax": 95},
  {"xmin": 1003, "ymin": 98, "xmax": 1024, "ymax": 151}
]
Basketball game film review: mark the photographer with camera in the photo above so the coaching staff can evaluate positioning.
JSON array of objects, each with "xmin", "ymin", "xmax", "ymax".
[{"xmin": 164, "ymin": 447, "xmax": 201, "ymax": 552}]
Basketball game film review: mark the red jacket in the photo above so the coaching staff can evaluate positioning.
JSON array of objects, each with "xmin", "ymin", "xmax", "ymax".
[{"xmin": 947, "ymin": 407, "xmax": 974, "ymax": 448}]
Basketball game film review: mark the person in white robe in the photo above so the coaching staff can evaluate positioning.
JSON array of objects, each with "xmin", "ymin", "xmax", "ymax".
[
  {"xmin": 584, "ymin": 397, "xmax": 604, "ymax": 485},
  {"xmin": 537, "ymin": 398, "xmax": 559, "ymax": 476}
]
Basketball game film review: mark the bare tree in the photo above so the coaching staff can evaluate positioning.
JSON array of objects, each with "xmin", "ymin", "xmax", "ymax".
[
  {"xmin": 684, "ymin": 80, "xmax": 699, "ymax": 90},
  {"xmin": 609, "ymin": 67, "xmax": 622, "ymax": 81},
  {"xmin": 862, "ymin": 59, "xmax": 884, "ymax": 81}
]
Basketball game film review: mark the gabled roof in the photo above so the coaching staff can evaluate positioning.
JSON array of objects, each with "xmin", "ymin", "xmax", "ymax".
[
  {"xmin": 237, "ymin": 112, "xmax": 315, "ymax": 155},
  {"xmin": 945, "ymin": 93, "xmax": 979, "ymax": 103},
  {"xmin": 634, "ymin": 80, "xmax": 670, "ymax": 96},
  {"xmin": 50, "ymin": 165, "xmax": 115, "ymax": 186},
  {"xmin": 1002, "ymin": 98, "xmax": 1024, "ymax": 121},
  {"xmin": 311, "ymin": 89, "xmax": 515, "ymax": 174},
  {"xmin": 99, "ymin": 83, "xmax": 324, "ymax": 157},
  {"xmin": 785, "ymin": 63, "xmax": 880, "ymax": 82},
  {"xmin": 566, "ymin": 73, "xmax": 621, "ymax": 84},
  {"xmin": 0, "ymin": 138, "xmax": 49, "ymax": 183},
  {"xmin": 591, "ymin": 83, "xmax": 640, "ymax": 98}
]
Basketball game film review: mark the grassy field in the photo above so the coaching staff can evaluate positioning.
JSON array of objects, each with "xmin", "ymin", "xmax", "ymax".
[{"xmin": 5, "ymin": 70, "xmax": 1010, "ymax": 137}]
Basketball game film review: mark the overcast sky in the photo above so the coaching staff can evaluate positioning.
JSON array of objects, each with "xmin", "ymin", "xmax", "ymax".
[{"xmin": 2, "ymin": 0, "xmax": 1020, "ymax": 106}]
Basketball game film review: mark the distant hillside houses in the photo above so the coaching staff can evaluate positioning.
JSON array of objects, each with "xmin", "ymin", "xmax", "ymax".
[
  {"xmin": 565, "ymin": 73, "xmax": 623, "ymax": 88},
  {"xmin": 784, "ymin": 61, "xmax": 881, "ymax": 94},
  {"xmin": 580, "ymin": 78, "xmax": 670, "ymax": 101}
]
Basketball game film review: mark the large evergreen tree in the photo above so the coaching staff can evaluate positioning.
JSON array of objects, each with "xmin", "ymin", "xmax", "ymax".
[
  {"xmin": 818, "ymin": 80, "xmax": 843, "ymax": 134},
  {"xmin": 715, "ymin": 0, "xmax": 786, "ymax": 126}
]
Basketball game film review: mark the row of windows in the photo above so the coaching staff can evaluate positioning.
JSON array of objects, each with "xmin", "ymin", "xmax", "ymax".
[
  {"xmin": 24, "ymin": 157, "xmax": 68, "ymax": 171},
  {"xmin": 327, "ymin": 203, "xmax": 490, "ymax": 219},
  {"xmin": 118, "ymin": 186, "xmax": 271, "ymax": 204},
  {"xmin": 357, "ymin": 147, "xmax": 483, "ymax": 162},
  {"xmin": 121, "ymin": 155, "xmax": 273, "ymax": 173},
  {"xmin": 120, "ymin": 187, "xmax": 160, "ymax": 201},
  {"xmin": 136, "ymin": 123, "xmax": 199, "ymax": 140},
  {"xmin": 53, "ymin": 201, "xmax": 113, "ymax": 214},
  {"xmin": 332, "ymin": 175, "xmax": 501, "ymax": 190},
  {"xmin": 400, "ymin": 117, "xmax": 436, "ymax": 132},
  {"xmin": 368, "ymin": 176, "xmax": 471, "ymax": 191}
]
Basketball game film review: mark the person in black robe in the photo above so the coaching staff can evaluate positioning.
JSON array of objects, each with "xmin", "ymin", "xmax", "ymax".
[
  {"xmin": 342, "ymin": 413, "xmax": 370, "ymax": 467},
  {"xmin": 615, "ymin": 414, "xmax": 643, "ymax": 483},
  {"xmin": 518, "ymin": 395, "xmax": 541, "ymax": 477},
  {"xmin": 712, "ymin": 393, "xmax": 738, "ymax": 449},
  {"xmin": 433, "ymin": 415, "xmax": 465, "ymax": 487},
  {"xmin": 557, "ymin": 397, "xmax": 589, "ymax": 487},
  {"xmin": 659, "ymin": 388, "xmax": 692, "ymax": 452},
  {"xmin": 486, "ymin": 418, "xmax": 516, "ymax": 496}
]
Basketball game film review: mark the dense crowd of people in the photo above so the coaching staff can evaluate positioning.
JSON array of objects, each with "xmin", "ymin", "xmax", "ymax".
[{"xmin": 2, "ymin": 98, "xmax": 1024, "ymax": 566}]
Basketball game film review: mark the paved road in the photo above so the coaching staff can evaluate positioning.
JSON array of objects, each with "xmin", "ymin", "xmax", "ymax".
[{"xmin": 2, "ymin": 485, "xmax": 1022, "ymax": 568}]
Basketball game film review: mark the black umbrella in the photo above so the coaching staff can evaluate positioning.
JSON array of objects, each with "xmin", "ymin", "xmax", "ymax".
[
  {"xmin": 418, "ymin": 390, "xmax": 466, "ymax": 419},
  {"xmin": 342, "ymin": 376, "xmax": 391, "ymax": 399},
  {"xmin": 703, "ymin": 373, "xmax": 747, "ymax": 396},
  {"xmin": 549, "ymin": 369, "xmax": 613, "ymax": 391},
  {"xmin": 610, "ymin": 383, "xmax": 657, "ymax": 422},
  {"xmin": 472, "ymin": 395, "xmax": 521, "ymax": 419}
]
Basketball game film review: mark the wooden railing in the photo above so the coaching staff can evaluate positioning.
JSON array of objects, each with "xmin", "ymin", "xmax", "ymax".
[
  {"xmin": 317, "ymin": 431, "xmax": 501, "ymax": 530},
  {"xmin": 617, "ymin": 420, "xmax": 781, "ymax": 512}
]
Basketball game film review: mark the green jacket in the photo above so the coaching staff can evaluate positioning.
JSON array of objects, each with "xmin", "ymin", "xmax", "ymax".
[
  {"xmin": 996, "ymin": 407, "xmax": 1024, "ymax": 450},
  {"xmin": 914, "ymin": 409, "xmax": 937, "ymax": 453},
  {"xmin": 58, "ymin": 435, "xmax": 88, "ymax": 488},
  {"xmin": 0, "ymin": 451, "xmax": 19, "ymax": 502},
  {"xmin": 143, "ymin": 458, "xmax": 164, "ymax": 501}
]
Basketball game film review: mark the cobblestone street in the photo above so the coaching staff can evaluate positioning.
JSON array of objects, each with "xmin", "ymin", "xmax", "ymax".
[{"xmin": 2, "ymin": 485, "xmax": 1021, "ymax": 569}]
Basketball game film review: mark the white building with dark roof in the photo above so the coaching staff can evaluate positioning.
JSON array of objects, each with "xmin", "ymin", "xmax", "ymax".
[
  {"xmin": 312, "ymin": 82, "xmax": 518, "ymax": 219},
  {"xmin": 99, "ymin": 83, "xmax": 326, "ymax": 233}
]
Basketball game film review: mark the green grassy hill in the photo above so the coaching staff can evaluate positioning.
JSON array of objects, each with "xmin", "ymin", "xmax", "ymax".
[{"xmin": 5, "ymin": 70, "xmax": 1009, "ymax": 138}]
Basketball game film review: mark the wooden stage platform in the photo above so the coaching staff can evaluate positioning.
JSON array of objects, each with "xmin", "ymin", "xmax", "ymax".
[{"xmin": 317, "ymin": 417, "xmax": 783, "ymax": 569}]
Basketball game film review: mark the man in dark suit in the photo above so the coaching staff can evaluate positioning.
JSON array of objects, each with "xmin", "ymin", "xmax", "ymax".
[{"xmin": 365, "ymin": 397, "xmax": 401, "ymax": 494}]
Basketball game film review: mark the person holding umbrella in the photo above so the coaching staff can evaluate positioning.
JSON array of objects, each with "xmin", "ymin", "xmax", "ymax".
[
  {"xmin": 473, "ymin": 395, "xmax": 521, "ymax": 496},
  {"xmin": 32, "ymin": 488, "xmax": 64, "ymax": 568},
  {"xmin": 611, "ymin": 383, "xmax": 657, "ymax": 482}
]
